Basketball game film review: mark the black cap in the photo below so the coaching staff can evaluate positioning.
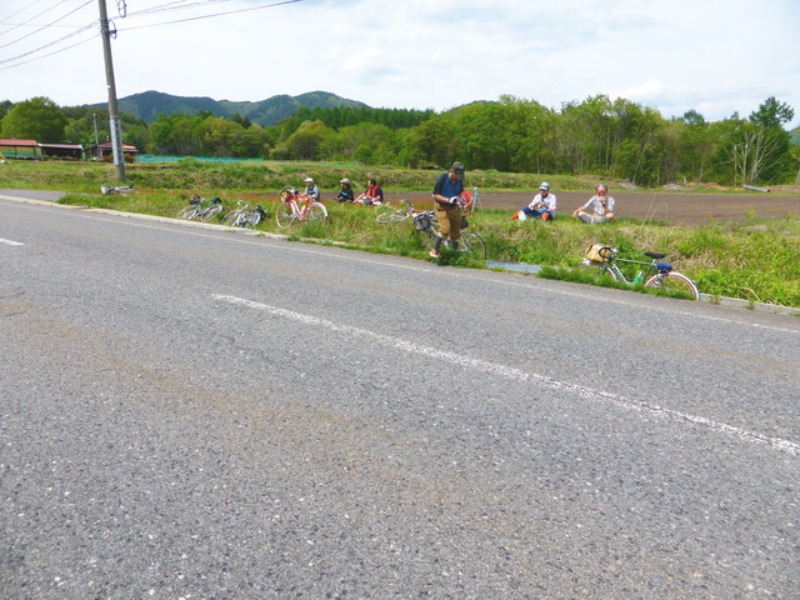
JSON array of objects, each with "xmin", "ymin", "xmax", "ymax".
[{"xmin": 450, "ymin": 161, "xmax": 465, "ymax": 180}]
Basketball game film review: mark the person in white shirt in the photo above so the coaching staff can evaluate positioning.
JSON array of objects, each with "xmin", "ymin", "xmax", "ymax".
[
  {"xmin": 303, "ymin": 177, "xmax": 321, "ymax": 202},
  {"xmin": 511, "ymin": 182, "xmax": 557, "ymax": 221},
  {"xmin": 573, "ymin": 184, "xmax": 615, "ymax": 223}
]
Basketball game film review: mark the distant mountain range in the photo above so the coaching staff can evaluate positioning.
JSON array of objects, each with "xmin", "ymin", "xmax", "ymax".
[{"xmin": 88, "ymin": 90, "xmax": 370, "ymax": 127}]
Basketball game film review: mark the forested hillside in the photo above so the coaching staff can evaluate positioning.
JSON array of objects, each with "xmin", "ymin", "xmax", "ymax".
[
  {"xmin": 1, "ymin": 93, "xmax": 798, "ymax": 187},
  {"xmin": 87, "ymin": 90, "xmax": 369, "ymax": 127}
]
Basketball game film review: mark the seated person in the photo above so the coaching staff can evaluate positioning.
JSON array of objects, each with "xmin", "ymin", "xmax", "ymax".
[
  {"xmin": 334, "ymin": 178, "xmax": 355, "ymax": 203},
  {"xmin": 354, "ymin": 178, "xmax": 384, "ymax": 205},
  {"xmin": 572, "ymin": 184, "xmax": 615, "ymax": 223},
  {"xmin": 303, "ymin": 177, "xmax": 321, "ymax": 202},
  {"xmin": 511, "ymin": 182, "xmax": 556, "ymax": 221}
]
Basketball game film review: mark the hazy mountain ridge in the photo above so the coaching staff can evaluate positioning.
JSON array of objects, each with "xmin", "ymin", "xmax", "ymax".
[{"xmin": 89, "ymin": 90, "xmax": 370, "ymax": 126}]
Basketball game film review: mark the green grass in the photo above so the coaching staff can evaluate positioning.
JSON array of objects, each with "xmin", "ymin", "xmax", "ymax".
[{"xmin": 3, "ymin": 159, "xmax": 799, "ymax": 308}]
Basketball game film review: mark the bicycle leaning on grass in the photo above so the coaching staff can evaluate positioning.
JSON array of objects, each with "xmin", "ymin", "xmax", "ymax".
[
  {"xmin": 579, "ymin": 244, "xmax": 700, "ymax": 300},
  {"xmin": 177, "ymin": 195, "xmax": 224, "ymax": 221},
  {"xmin": 275, "ymin": 186, "xmax": 328, "ymax": 228},
  {"xmin": 413, "ymin": 209, "xmax": 486, "ymax": 260},
  {"xmin": 375, "ymin": 199, "xmax": 432, "ymax": 224},
  {"xmin": 222, "ymin": 200, "xmax": 268, "ymax": 228}
]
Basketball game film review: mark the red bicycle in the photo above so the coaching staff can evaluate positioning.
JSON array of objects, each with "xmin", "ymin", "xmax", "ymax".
[{"xmin": 275, "ymin": 186, "xmax": 328, "ymax": 228}]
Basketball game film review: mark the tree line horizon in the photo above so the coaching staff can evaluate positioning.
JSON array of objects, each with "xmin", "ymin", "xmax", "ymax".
[{"xmin": 1, "ymin": 94, "xmax": 797, "ymax": 187}]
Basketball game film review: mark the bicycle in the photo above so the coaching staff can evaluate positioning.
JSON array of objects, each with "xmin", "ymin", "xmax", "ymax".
[
  {"xmin": 177, "ymin": 195, "xmax": 224, "ymax": 221},
  {"xmin": 275, "ymin": 186, "xmax": 328, "ymax": 228},
  {"xmin": 578, "ymin": 244, "xmax": 700, "ymax": 300},
  {"xmin": 464, "ymin": 186, "xmax": 481, "ymax": 216},
  {"xmin": 375, "ymin": 199, "xmax": 432, "ymax": 224},
  {"xmin": 101, "ymin": 183, "xmax": 135, "ymax": 195},
  {"xmin": 222, "ymin": 201, "xmax": 268, "ymax": 228},
  {"xmin": 414, "ymin": 208, "xmax": 486, "ymax": 260}
]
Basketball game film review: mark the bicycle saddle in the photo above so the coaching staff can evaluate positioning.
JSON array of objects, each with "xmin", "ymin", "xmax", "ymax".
[{"xmin": 644, "ymin": 252, "xmax": 667, "ymax": 259}]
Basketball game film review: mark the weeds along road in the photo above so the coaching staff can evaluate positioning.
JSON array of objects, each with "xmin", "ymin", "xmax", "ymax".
[{"xmin": 1, "ymin": 196, "xmax": 799, "ymax": 599}]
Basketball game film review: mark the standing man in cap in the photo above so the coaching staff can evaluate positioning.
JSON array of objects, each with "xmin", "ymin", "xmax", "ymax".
[
  {"xmin": 430, "ymin": 161, "xmax": 466, "ymax": 258},
  {"xmin": 510, "ymin": 181, "xmax": 557, "ymax": 221},
  {"xmin": 303, "ymin": 177, "xmax": 321, "ymax": 202}
]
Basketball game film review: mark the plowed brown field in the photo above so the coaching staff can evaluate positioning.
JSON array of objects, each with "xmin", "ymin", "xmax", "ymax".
[{"xmin": 394, "ymin": 189, "xmax": 800, "ymax": 226}]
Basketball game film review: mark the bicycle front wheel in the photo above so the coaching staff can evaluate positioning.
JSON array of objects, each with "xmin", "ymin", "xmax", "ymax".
[
  {"xmin": 307, "ymin": 202, "xmax": 328, "ymax": 224},
  {"xmin": 177, "ymin": 206, "xmax": 197, "ymax": 220},
  {"xmin": 645, "ymin": 271, "xmax": 700, "ymax": 300},
  {"xmin": 459, "ymin": 232, "xmax": 486, "ymax": 259},
  {"xmin": 575, "ymin": 260, "xmax": 618, "ymax": 281},
  {"xmin": 222, "ymin": 210, "xmax": 242, "ymax": 226},
  {"xmin": 276, "ymin": 203, "xmax": 294, "ymax": 228}
]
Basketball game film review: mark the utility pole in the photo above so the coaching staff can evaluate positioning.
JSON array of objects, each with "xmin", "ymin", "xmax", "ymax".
[
  {"xmin": 98, "ymin": 0, "xmax": 125, "ymax": 181},
  {"xmin": 92, "ymin": 113, "xmax": 100, "ymax": 160}
]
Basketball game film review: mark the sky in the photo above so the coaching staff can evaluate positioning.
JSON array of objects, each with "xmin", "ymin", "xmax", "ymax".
[{"xmin": 1, "ymin": 0, "xmax": 799, "ymax": 129}]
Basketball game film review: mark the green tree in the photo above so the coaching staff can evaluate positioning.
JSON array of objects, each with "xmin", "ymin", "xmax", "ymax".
[
  {"xmin": 283, "ymin": 120, "xmax": 335, "ymax": 160},
  {"xmin": 677, "ymin": 111, "xmax": 715, "ymax": 181},
  {"xmin": 0, "ymin": 97, "xmax": 67, "ymax": 142},
  {"xmin": 749, "ymin": 96, "xmax": 794, "ymax": 129}
]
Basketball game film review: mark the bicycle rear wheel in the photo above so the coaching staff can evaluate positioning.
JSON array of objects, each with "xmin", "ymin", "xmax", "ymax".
[
  {"xmin": 276, "ymin": 203, "xmax": 294, "ymax": 227},
  {"xmin": 645, "ymin": 271, "xmax": 700, "ymax": 300},
  {"xmin": 458, "ymin": 232, "xmax": 486, "ymax": 259},
  {"xmin": 377, "ymin": 210, "xmax": 409, "ymax": 224},
  {"xmin": 307, "ymin": 202, "xmax": 328, "ymax": 224},
  {"xmin": 200, "ymin": 204, "xmax": 223, "ymax": 221}
]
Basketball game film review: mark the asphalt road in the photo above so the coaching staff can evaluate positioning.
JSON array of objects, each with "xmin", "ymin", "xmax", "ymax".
[{"xmin": 1, "ymin": 195, "xmax": 798, "ymax": 599}]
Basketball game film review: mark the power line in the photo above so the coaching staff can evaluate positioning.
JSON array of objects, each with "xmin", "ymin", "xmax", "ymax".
[
  {"xmin": 0, "ymin": 0, "xmax": 80, "ymax": 38},
  {"xmin": 0, "ymin": 0, "xmax": 305, "ymax": 79},
  {"xmin": 120, "ymin": 0, "xmax": 304, "ymax": 30},
  {"xmin": 0, "ymin": 33, "xmax": 97, "ymax": 72},
  {"xmin": 0, "ymin": 0, "xmax": 50, "ymax": 34},
  {"xmin": 0, "ymin": 0, "xmax": 94, "ymax": 50},
  {"xmin": 0, "ymin": 21, "xmax": 97, "ymax": 67}
]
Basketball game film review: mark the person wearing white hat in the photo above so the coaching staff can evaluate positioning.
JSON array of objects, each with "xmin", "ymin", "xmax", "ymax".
[
  {"xmin": 303, "ymin": 177, "xmax": 321, "ymax": 202},
  {"xmin": 511, "ymin": 182, "xmax": 557, "ymax": 221}
]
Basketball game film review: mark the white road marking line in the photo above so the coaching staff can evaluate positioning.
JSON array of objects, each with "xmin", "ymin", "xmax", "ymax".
[
  {"xmin": 0, "ymin": 238, "xmax": 24, "ymax": 246},
  {"xmin": 214, "ymin": 294, "xmax": 799, "ymax": 456}
]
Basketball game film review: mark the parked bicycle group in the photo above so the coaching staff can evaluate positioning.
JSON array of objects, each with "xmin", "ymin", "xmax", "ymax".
[{"xmin": 173, "ymin": 161, "xmax": 699, "ymax": 299}]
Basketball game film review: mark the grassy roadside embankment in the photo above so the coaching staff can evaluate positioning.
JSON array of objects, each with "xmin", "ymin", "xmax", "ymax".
[{"xmin": 2, "ymin": 159, "xmax": 799, "ymax": 309}]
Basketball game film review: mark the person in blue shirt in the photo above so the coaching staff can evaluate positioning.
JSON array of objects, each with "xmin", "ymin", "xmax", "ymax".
[
  {"xmin": 334, "ymin": 178, "xmax": 355, "ymax": 203},
  {"xmin": 430, "ymin": 161, "xmax": 465, "ymax": 258}
]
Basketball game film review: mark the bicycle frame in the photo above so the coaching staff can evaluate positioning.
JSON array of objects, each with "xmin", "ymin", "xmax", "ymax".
[
  {"xmin": 600, "ymin": 257, "xmax": 656, "ymax": 285},
  {"xmin": 276, "ymin": 186, "xmax": 328, "ymax": 227},
  {"xmin": 582, "ymin": 250, "xmax": 699, "ymax": 300}
]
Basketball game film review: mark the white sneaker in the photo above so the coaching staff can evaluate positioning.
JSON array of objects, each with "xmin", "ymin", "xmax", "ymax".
[{"xmin": 429, "ymin": 249, "xmax": 440, "ymax": 258}]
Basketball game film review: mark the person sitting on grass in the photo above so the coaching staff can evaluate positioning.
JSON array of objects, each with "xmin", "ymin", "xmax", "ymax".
[
  {"xmin": 510, "ymin": 182, "xmax": 557, "ymax": 221},
  {"xmin": 354, "ymin": 179, "xmax": 384, "ymax": 206},
  {"xmin": 334, "ymin": 178, "xmax": 355, "ymax": 203},
  {"xmin": 303, "ymin": 177, "xmax": 321, "ymax": 202},
  {"xmin": 572, "ymin": 184, "xmax": 615, "ymax": 223}
]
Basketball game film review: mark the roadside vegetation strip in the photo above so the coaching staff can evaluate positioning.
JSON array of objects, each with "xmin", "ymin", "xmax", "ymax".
[
  {"xmin": 2, "ymin": 160, "xmax": 799, "ymax": 308},
  {"xmin": 214, "ymin": 293, "xmax": 800, "ymax": 456}
]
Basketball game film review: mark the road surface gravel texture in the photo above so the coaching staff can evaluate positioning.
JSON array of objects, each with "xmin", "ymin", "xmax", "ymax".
[
  {"xmin": 1, "ymin": 192, "xmax": 799, "ymax": 599},
  {"xmin": 399, "ymin": 189, "xmax": 800, "ymax": 226}
]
